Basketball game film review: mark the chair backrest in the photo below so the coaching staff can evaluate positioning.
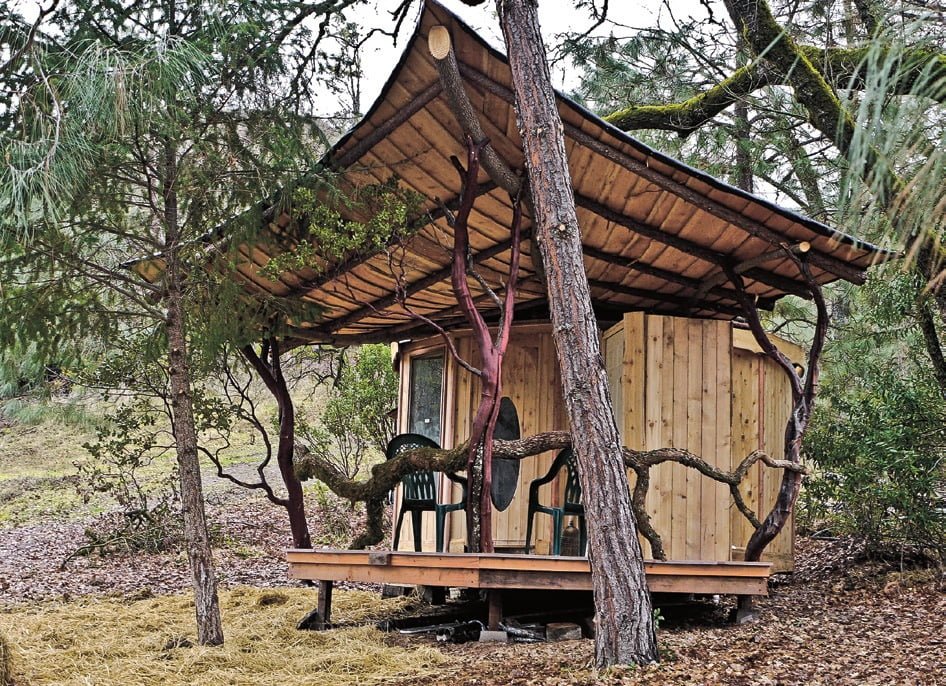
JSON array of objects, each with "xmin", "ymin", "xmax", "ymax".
[
  {"xmin": 562, "ymin": 449, "xmax": 582, "ymax": 508},
  {"xmin": 401, "ymin": 470, "xmax": 437, "ymax": 503},
  {"xmin": 386, "ymin": 433, "xmax": 441, "ymax": 504}
]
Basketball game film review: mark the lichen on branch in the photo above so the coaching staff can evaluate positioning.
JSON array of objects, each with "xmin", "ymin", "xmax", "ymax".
[{"xmin": 293, "ymin": 431, "xmax": 806, "ymax": 556}]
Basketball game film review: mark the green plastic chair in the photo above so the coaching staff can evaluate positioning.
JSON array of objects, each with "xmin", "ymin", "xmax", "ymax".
[
  {"xmin": 387, "ymin": 433, "xmax": 467, "ymax": 553},
  {"xmin": 524, "ymin": 448, "xmax": 587, "ymax": 556}
]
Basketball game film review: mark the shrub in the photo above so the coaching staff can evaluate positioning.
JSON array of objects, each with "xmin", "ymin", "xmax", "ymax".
[
  {"xmin": 802, "ymin": 362, "xmax": 946, "ymax": 558},
  {"xmin": 296, "ymin": 344, "xmax": 397, "ymax": 481},
  {"xmin": 69, "ymin": 402, "xmax": 182, "ymax": 559}
]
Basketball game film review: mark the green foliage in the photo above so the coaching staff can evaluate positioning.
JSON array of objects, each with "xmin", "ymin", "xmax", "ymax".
[
  {"xmin": 803, "ymin": 360, "xmax": 946, "ymax": 556},
  {"xmin": 563, "ymin": 10, "xmax": 840, "ymax": 211},
  {"xmin": 0, "ymin": 343, "xmax": 55, "ymax": 401},
  {"xmin": 75, "ymin": 402, "xmax": 181, "ymax": 554},
  {"xmin": 836, "ymin": 19, "xmax": 946, "ymax": 249},
  {"xmin": 0, "ymin": 0, "xmax": 370, "ymax": 409},
  {"xmin": 261, "ymin": 179, "xmax": 424, "ymax": 280},
  {"xmin": 297, "ymin": 345, "xmax": 397, "ymax": 481}
]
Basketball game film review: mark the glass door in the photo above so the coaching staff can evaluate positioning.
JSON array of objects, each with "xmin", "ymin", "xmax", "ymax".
[{"xmin": 408, "ymin": 352, "xmax": 444, "ymax": 443}]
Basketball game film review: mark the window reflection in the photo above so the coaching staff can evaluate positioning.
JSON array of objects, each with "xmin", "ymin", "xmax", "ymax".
[{"xmin": 408, "ymin": 353, "xmax": 444, "ymax": 442}]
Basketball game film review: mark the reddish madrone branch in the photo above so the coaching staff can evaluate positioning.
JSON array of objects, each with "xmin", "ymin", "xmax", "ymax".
[
  {"xmin": 382, "ymin": 138, "xmax": 524, "ymax": 553},
  {"xmin": 292, "ymin": 240, "xmax": 825, "ymax": 559},
  {"xmin": 285, "ymin": 18, "xmax": 828, "ymax": 559},
  {"xmin": 726, "ymin": 247, "xmax": 828, "ymax": 562}
]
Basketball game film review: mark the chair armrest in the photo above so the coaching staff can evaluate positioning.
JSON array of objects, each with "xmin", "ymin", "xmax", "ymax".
[
  {"xmin": 444, "ymin": 471, "xmax": 468, "ymax": 504},
  {"xmin": 445, "ymin": 471, "xmax": 467, "ymax": 487},
  {"xmin": 528, "ymin": 448, "xmax": 570, "ymax": 492}
]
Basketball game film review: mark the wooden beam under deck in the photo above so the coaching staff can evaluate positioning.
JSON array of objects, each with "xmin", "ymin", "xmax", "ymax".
[{"xmin": 287, "ymin": 549, "xmax": 772, "ymax": 597}]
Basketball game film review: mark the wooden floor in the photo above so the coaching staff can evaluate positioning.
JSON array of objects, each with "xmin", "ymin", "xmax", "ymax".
[{"xmin": 287, "ymin": 549, "xmax": 772, "ymax": 596}]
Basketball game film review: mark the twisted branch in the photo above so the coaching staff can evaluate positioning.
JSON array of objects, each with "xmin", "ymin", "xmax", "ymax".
[{"xmin": 295, "ymin": 431, "xmax": 807, "ymax": 556}]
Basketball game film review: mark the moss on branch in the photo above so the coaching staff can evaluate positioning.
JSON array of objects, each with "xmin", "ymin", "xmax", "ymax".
[
  {"xmin": 603, "ymin": 41, "xmax": 946, "ymax": 140},
  {"xmin": 604, "ymin": 64, "xmax": 772, "ymax": 135},
  {"xmin": 294, "ymin": 431, "xmax": 807, "ymax": 556}
]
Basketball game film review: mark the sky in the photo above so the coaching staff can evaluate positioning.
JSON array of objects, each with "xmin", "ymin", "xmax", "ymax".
[
  {"xmin": 352, "ymin": 0, "xmax": 711, "ymax": 111},
  {"xmin": 10, "ymin": 0, "xmax": 711, "ymax": 117}
]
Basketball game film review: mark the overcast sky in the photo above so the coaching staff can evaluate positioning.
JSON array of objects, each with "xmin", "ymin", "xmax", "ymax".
[
  {"xmin": 353, "ymin": 0, "xmax": 710, "ymax": 110},
  {"xmin": 11, "ymin": 0, "xmax": 710, "ymax": 116}
]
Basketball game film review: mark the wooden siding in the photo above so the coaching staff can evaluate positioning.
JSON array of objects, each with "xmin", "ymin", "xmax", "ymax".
[
  {"xmin": 395, "ymin": 325, "xmax": 565, "ymax": 554},
  {"xmin": 609, "ymin": 314, "xmax": 733, "ymax": 562},
  {"xmin": 396, "ymin": 317, "xmax": 797, "ymax": 569},
  {"xmin": 605, "ymin": 316, "xmax": 794, "ymax": 570}
]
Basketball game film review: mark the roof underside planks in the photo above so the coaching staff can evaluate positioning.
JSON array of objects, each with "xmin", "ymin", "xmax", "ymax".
[{"xmin": 138, "ymin": 0, "xmax": 893, "ymax": 345}]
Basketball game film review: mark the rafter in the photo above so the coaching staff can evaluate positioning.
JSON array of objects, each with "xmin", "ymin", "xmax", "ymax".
[
  {"xmin": 455, "ymin": 62, "xmax": 868, "ymax": 285},
  {"xmin": 581, "ymin": 243, "xmax": 743, "ymax": 302},
  {"xmin": 326, "ymin": 229, "xmax": 533, "ymax": 332},
  {"xmin": 586, "ymin": 278, "xmax": 745, "ymax": 318},
  {"xmin": 575, "ymin": 193, "xmax": 812, "ymax": 299},
  {"xmin": 332, "ymin": 82, "xmax": 443, "ymax": 170}
]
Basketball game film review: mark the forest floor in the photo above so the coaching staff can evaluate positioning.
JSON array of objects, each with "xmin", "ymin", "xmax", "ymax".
[{"xmin": 1, "ymin": 415, "xmax": 945, "ymax": 684}]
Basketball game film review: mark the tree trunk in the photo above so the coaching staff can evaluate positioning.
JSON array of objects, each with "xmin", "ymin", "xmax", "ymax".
[
  {"xmin": 268, "ymin": 343, "xmax": 312, "ymax": 549},
  {"xmin": 242, "ymin": 341, "xmax": 313, "ymax": 548},
  {"xmin": 496, "ymin": 0, "xmax": 658, "ymax": 667},
  {"xmin": 163, "ymin": 141, "xmax": 224, "ymax": 647}
]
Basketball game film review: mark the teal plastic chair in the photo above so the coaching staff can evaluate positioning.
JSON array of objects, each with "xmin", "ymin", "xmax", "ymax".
[
  {"xmin": 524, "ymin": 448, "xmax": 587, "ymax": 555},
  {"xmin": 387, "ymin": 433, "xmax": 467, "ymax": 553}
]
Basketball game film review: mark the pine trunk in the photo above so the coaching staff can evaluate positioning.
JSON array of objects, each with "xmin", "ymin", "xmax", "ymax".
[
  {"xmin": 496, "ymin": 0, "xmax": 658, "ymax": 667},
  {"xmin": 163, "ymin": 143, "xmax": 224, "ymax": 647}
]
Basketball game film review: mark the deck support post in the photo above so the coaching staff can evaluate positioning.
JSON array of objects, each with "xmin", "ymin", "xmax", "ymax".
[
  {"xmin": 735, "ymin": 594, "xmax": 759, "ymax": 624},
  {"xmin": 487, "ymin": 589, "xmax": 503, "ymax": 630},
  {"xmin": 317, "ymin": 580, "xmax": 334, "ymax": 629}
]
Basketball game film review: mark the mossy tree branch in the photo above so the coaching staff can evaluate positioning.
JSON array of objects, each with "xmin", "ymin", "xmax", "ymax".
[
  {"xmin": 602, "ymin": 43, "xmax": 946, "ymax": 138},
  {"xmin": 603, "ymin": 62, "xmax": 775, "ymax": 135},
  {"xmin": 294, "ymin": 432, "xmax": 807, "ymax": 556}
]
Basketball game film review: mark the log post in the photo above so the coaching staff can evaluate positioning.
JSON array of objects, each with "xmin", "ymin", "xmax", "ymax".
[{"xmin": 427, "ymin": 28, "xmax": 526, "ymax": 553}]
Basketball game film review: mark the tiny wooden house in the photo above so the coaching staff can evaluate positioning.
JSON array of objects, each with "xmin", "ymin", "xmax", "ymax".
[
  {"xmin": 393, "ymin": 315, "xmax": 801, "ymax": 571},
  {"xmin": 140, "ymin": 1, "xmax": 890, "ymax": 578}
]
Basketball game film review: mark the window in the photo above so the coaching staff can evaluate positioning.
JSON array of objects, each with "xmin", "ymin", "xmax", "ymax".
[{"xmin": 408, "ymin": 352, "xmax": 444, "ymax": 443}]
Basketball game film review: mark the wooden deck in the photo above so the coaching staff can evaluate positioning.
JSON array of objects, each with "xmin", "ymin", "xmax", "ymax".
[{"xmin": 287, "ymin": 549, "xmax": 772, "ymax": 596}]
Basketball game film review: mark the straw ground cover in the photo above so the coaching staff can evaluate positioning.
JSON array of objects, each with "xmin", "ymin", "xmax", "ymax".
[{"xmin": 0, "ymin": 587, "xmax": 449, "ymax": 685}]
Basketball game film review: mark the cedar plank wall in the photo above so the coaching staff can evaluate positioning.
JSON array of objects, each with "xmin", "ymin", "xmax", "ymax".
[
  {"xmin": 603, "ymin": 314, "xmax": 795, "ymax": 571},
  {"xmin": 395, "ymin": 318, "xmax": 796, "ymax": 570},
  {"xmin": 395, "ymin": 324, "xmax": 563, "ymax": 553}
]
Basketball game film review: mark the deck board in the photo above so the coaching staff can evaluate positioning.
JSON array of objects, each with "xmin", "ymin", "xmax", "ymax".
[{"xmin": 287, "ymin": 550, "xmax": 771, "ymax": 596}]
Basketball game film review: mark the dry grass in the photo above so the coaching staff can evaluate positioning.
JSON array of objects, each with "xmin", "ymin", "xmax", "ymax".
[
  {"xmin": 0, "ymin": 631, "xmax": 12, "ymax": 686},
  {"xmin": 0, "ymin": 587, "xmax": 450, "ymax": 685}
]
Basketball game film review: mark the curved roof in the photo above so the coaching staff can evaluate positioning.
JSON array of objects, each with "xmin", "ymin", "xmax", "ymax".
[{"xmin": 136, "ymin": 0, "xmax": 893, "ymax": 344}]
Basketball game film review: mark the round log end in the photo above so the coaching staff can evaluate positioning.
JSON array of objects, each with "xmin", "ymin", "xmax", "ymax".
[
  {"xmin": 428, "ymin": 25, "xmax": 452, "ymax": 60},
  {"xmin": 797, "ymin": 241, "xmax": 811, "ymax": 253}
]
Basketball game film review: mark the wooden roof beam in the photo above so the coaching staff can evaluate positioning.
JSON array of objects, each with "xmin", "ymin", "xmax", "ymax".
[
  {"xmin": 332, "ymin": 81, "xmax": 443, "ymax": 170},
  {"xmin": 581, "ymin": 243, "xmax": 742, "ymax": 302},
  {"xmin": 454, "ymin": 62, "xmax": 867, "ymax": 285},
  {"xmin": 316, "ymin": 276, "xmax": 541, "ymax": 341},
  {"xmin": 696, "ymin": 241, "xmax": 813, "ymax": 301},
  {"xmin": 429, "ymin": 25, "xmax": 523, "ymax": 198},
  {"xmin": 324, "ymin": 229, "xmax": 533, "ymax": 332},
  {"xmin": 587, "ymin": 278, "xmax": 745, "ymax": 318},
  {"xmin": 575, "ymin": 193, "xmax": 812, "ymax": 299}
]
